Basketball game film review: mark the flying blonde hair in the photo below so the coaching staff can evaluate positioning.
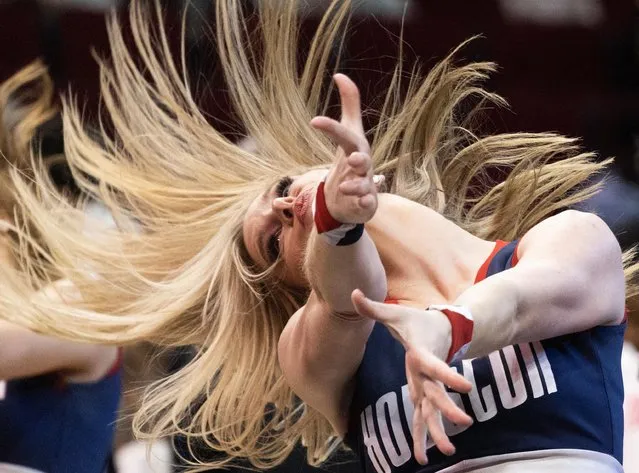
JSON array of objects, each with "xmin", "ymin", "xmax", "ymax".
[
  {"xmin": 0, "ymin": 60, "xmax": 64, "ymax": 273},
  {"xmin": 0, "ymin": 61, "xmax": 58, "ymax": 220},
  {"xmin": 0, "ymin": 0, "xmax": 637, "ymax": 470}
]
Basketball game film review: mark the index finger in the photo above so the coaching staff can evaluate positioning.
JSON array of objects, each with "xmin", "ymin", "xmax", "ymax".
[
  {"xmin": 409, "ymin": 350, "xmax": 472, "ymax": 393},
  {"xmin": 310, "ymin": 116, "xmax": 368, "ymax": 156},
  {"xmin": 334, "ymin": 73, "xmax": 364, "ymax": 133}
]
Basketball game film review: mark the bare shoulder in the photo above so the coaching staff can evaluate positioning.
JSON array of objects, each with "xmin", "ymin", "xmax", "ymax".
[
  {"xmin": 518, "ymin": 210, "xmax": 618, "ymax": 258},
  {"xmin": 516, "ymin": 210, "xmax": 625, "ymax": 325}
]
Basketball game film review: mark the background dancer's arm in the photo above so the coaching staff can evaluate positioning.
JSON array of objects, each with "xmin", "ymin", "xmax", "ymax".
[
  {"xmin": 0, "ymin": 320, "xmax": 116, "ymax": 381},
  {"xmin": 0, "ymin": 280, "xmax": 117, "ymax": 382}
]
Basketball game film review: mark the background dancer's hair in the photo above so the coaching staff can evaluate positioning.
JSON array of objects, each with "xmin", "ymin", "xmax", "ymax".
[
  {"xmin": 0, "ymin": 61, "xmax": 58, "ymax": 222},
  {"xmin": 0, "ymin": 60, "xmax": 70, "ymax": 276},
  {"xmin": 0, "ymin": 1, "xmax": 636, "ymax": 470}
]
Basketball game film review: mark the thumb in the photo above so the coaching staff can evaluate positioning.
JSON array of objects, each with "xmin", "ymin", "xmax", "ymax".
[{"xmin": 351, "ymin": 289, "xmax": 401, "ymax": 324}]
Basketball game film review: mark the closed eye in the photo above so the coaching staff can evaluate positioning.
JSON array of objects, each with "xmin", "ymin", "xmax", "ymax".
[
  {"xmin": 267, "ymin": 228, "xmax": 281, "ymax": 264},
  {"xmin": 275, "ymin": 176, "xmax": 293, "ymax": 198},
  {"xmin": 263, "ymin": 176, "xmax": 292, "ymax": 265}
]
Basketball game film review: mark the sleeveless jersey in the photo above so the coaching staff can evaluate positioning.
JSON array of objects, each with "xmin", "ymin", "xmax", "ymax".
[
  {"xmin": 0, "ymin": 356, "xmax": 122, "ymax": 472},
  {"xmin": 345, "ymin": 241, "xmax": 625, "ymax": 473}
]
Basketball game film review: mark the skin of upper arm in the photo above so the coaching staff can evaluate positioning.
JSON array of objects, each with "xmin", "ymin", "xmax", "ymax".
[
  {"xmin": 514, "ymin": 210, "xmax": 625, "ymax": 327},
  {"xmin": 0, "ymin": 320, "xmax": 115, "ymax": 381},
  {"xmin": 278, "ymin": 292, "xmax": 374, "ymax": 435},
  {"xmin": 0, "ymin": 279, "xmax": 117, "ymax": 382}
]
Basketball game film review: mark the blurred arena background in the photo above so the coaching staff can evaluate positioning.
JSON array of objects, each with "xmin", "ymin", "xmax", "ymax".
[
  {"xmin": 2, "ymin": 0, "xmax": 637, "ymax": 242},
  {"xmin": 0, "ymin": 0, "xmax": 638, "ymax": 472}
]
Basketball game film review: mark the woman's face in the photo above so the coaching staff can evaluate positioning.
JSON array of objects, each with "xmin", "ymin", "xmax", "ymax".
[{"xmin": 242, "ymin": 169, "xmax": 328, "ymax": 287}]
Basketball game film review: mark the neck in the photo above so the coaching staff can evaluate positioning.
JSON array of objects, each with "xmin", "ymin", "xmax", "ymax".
[{"xmin": 368, "ymin": 194, "xmax": 495, "ymax": 306}]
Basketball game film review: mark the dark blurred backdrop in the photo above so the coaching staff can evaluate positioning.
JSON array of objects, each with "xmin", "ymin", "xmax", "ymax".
[
  {"xmin": 2, "ymin": 0, "xmax": 638, "ymax": 167},
  {"xmin": 2, "ymin": 0, "xmax": 638, "ymax": 178}
]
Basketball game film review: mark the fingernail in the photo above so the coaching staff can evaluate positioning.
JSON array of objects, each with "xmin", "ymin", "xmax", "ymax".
[{"xmin": 373, "ymin": 175, "xmax": 385, "ymax": 184}]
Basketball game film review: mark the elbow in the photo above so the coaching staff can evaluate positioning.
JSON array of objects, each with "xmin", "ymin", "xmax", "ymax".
[
  {"xmin": 365, "ymin": 270, "xmax": 388, "ymax": 305},
  {"xmin": 278, "ymin": 320, "xmax": 316, "ymax": 390}
]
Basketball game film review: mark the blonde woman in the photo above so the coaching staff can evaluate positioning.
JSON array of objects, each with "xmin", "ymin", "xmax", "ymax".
[
  {"xmin": 0, "ymin": 62, "xmax": 121, "ymax": 473},
  {"xmin": 0, "ymin": 1, "xmax": 636, "ymax": 472}
]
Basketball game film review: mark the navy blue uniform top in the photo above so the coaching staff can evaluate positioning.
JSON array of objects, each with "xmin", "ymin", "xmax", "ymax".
[
  {"xmin": 0, "ymin": 353, "xmax": 122, "ymax": 472},
  {"xmin": 345, "ymin": 241, "xmax": 625, "ymax": 473}
]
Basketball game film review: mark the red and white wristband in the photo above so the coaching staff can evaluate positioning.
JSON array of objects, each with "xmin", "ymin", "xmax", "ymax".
[
  {"xmin": 427, "ymin": 304, "xmax": 474, "ymax": 364},
  {"xmin": 313, "ymin": 180, "xmax": 364, "ymax": 246}
]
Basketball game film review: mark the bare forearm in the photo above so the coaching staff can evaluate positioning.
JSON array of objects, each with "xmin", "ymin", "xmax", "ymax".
[
  {"xmin": 0, "ymin": 323, "xmax": 62, "ymax": 380},
  {"xmin": 456, "ymin": 261, "xmax": 623, "ymax": 359},
  {"xmin": 0, "ymin": 319, "xmax": 104, "ymax": 381},
  {"xmin": 455, "ymin": 212, "xmax": 626, "ymax": 358},
  {"xmin": 453, "ymin": 272, "xmax": 518, "ymax": 358},
  {"xmin": 307, "ymin": 230, "xmax": 387, "ymax": 314}
]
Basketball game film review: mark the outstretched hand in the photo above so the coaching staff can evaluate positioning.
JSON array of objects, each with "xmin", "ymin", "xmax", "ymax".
[
  {"xmin": 351, "ymin": 289, "xmax": 473, "ymax": 465},
  {"xmin": 311, "ymin": 74, "xmax": 379, "ymax": 225}
]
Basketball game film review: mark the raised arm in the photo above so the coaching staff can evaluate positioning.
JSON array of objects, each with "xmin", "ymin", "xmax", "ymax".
[
  {"xmin": 304, "ymin": 82, "xmax": 388, "ymax": 314},
  {"xmin": 279, "ymin": 75, "xmax": 470, "ymax": 435},
  {"xmin": 278, "ymin": 75, "xmax": 386, "ymax": 434}
]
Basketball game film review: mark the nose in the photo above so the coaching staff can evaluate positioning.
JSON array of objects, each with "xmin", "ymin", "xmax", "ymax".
[{"xmin": 272, "ymin": 197, "xmax": 295, "ymax": 225}]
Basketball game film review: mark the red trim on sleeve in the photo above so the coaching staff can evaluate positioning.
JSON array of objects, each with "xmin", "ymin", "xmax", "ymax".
[
  {"xmin": 622, "ymin": 307, "xmax": 629, "ymax": 324},
  {"xmin": 440, "ymin": 308, "xmax": 474, "ymax": 363},
  {"xmin": 474, "ymin": 240, "xmax": 509, "ymax": 284},
  {"xmin": 511, "ymin": 241, "xmax": 521, "ymax": 267},
  {"xmin": 384, "ymin": 297, "xmax": 399, "ymax": 305}
]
